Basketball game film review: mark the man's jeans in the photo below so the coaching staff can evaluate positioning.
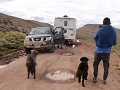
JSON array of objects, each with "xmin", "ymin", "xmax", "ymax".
[{"xmin": 93, "ymin": 52, "xmax": 110, "ymax": 80}]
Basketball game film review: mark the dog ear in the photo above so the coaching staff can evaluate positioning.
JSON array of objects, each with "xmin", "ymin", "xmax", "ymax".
[
  {"xmin": 80, "ymin": 57, "xmax": 84, "ymax": 61},
  {"xmin": 85, "ymin": 57, "xmax": 89, "ymax": 61}
]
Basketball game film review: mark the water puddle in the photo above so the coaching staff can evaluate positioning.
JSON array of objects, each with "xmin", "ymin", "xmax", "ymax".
[
  {"xmin": 0, "ymin": 65, "xmax": 7, "ymax": 69},
  {"xmin": 45, "ymin": 69, "xmax": 75, "ymax": 83}
]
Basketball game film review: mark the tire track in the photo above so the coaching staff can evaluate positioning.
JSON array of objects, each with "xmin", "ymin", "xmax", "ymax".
[{"xmin": 37, "ymin": 54, "xmax": 61, "ymax": 79}]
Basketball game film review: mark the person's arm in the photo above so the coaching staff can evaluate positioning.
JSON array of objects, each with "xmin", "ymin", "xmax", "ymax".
[
  {"xmin": 113, "ymin": 30, "xmax": 117, "ymax": 46},
  {"xmin": 94, "ymin": 30, "xmax": 99, "ymax": 42}
]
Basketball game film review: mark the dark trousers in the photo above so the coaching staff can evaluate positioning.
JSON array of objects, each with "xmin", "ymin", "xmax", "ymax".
[{"xmin": 93, "ymin": 52, "xmax": 110, "ymax": 80}]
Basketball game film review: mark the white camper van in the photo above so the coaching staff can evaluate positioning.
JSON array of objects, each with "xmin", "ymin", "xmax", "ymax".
[{"xmin": 54, "ymin": 15, "xmax": 77, "ymax": 44}]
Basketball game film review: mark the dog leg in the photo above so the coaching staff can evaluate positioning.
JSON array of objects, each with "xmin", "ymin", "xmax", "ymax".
[
  {"xmin": 78, "ymin": 77, "xmax": 81, "ymax": 83},
  {"xmin": 82, "ymin": 75, "xmax": 85, "ymax": 87},
  {"xmin": 78, "ymin": 76, "xmax": 81, "ymax": 83},
  {"xmin": 84, "ymin": 74, "xmax": 88, "ymax": 80},
  {"xmin": 33, "ymin": 66, "xmax": 36, "ymax": 79},
  {"xmin": 82, "ymin": 80, "xmax": 85, "ymax": 87},
  {"xmin": 84, "ymin": 70, "xmax": 88, "ymax": 80},
  {"xmin": 78, "ymin": 71, "xmax": 82, "ymax": 83},
  {"xmin": 27, "ymin": 67, "xmax": 30, "ymax": 79},
  {"xmin": 28, "ymin": 71, "xmax": 30, "ymax": 79},
  {"xmin": 33, "ymin": 74, "xmax": 36, "ymax": 79}
]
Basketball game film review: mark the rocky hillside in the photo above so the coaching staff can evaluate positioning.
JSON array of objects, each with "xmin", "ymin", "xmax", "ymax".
[{"xmin": 0, "ymin": 13, "xmax": 52, "ymax": 33}]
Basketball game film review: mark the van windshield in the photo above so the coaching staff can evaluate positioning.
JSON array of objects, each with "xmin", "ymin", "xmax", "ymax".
[{"xmin": 30, "ymin": 28, "xmax": 52, "ymax": 35}]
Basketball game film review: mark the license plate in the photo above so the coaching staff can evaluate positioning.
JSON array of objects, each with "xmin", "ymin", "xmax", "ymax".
[
  {"xmin": 35, "ymin": 42, "xmax": 47, "ymax": 48},
  {"xmin": 42, "ymin": 42, "xmax": 46, "ymax": 45},
  {"xmin": 35, "ymin": 44, "xmax": 40, "ymax": 48},
  {"xmin": 35, "ymin": 43, "xmax": 42, "ymax": 48}
]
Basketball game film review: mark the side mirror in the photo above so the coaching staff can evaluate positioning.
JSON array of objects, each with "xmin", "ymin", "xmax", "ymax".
[{"xmin": 26, "ymin": 32, "xmax": 29, "ymax": 36}]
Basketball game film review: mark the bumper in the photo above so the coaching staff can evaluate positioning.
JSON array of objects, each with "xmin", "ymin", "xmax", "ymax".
[{"xmin": 24, "ymin": 41, "xmax": 53, "ymax": 50}]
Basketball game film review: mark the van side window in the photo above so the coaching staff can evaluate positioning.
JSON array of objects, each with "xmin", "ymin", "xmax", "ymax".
[{"xmin": 64, "ymin": 21, "xmax": 67, "ymax": 26}]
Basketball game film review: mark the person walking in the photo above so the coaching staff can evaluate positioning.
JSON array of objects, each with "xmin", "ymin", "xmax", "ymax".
[{"xmin": 93, "ymin": 17, "xmax": 117, "ymax": 84}]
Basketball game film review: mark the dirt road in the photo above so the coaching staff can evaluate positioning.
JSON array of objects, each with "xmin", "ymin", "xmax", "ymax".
[{"xmin": 0, "ymin": 40, "xmax": 120, "ymax": 90}]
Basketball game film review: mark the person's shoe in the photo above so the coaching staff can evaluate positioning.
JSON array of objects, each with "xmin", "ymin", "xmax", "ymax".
[
  {"xmin": 92, "ymin": 77, "xmax": 97, "ymax": 83},
  {"xmin": 102, "ymin": 80, "xmax": 106, "ymax": 85}
]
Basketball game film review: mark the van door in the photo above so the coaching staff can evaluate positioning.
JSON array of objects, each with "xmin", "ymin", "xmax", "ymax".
[{"xmin": 53, "ymin": 27, "xmax": 65, "ymax": 44}]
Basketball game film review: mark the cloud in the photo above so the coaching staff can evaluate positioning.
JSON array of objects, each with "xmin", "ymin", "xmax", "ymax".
[
  {"xmin": 31, "ymin": 16, "xmax": 45, "ymax": 21},
  {"xmin": 0, "ymin": 0, "xmax": 14, "ymax": 3},
  {"xmin": 0, "ymin": 0, "xmax": 120, "ymax": 28}
]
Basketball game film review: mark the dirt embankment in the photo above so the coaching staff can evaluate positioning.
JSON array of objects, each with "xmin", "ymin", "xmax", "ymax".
[
  {"xmin": 0, "ymin": 50, "xmax": 26, "ymax": 65},
  {"xmin": 0, "ymin": 40, "xmax": 120, "ymax": 90}
]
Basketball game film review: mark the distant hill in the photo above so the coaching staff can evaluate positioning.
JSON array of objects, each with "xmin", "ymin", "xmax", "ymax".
[
  {"xmin": 77, "ymin": 24, "xmax": 100, "ymax": 37},
  {"xmin": 77, "ymin": 24, "xmax": 120, "ymax": 42},
  {"xmin": 0, "ymin": 13, "xmax": 53, "ymax": 33},
  {"xmin": 76, "ymin": 24, "xmax": 100, "ymax": 42}
]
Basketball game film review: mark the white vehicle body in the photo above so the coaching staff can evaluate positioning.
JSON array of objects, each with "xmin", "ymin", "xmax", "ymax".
[{"xmin": 54, "ymin": 16, "xmax": 77, "ymax": 44}]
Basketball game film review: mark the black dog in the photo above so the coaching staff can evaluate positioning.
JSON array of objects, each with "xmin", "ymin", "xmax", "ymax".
[{"xmin": 76, "ymin": 57, "xmax": 89, "ymax": 87}]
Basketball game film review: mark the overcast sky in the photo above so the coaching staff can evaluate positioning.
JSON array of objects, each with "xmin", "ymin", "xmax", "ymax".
[{"xmin": 0, "ymin": 0, "xmax": 120, "ymax": 28}]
